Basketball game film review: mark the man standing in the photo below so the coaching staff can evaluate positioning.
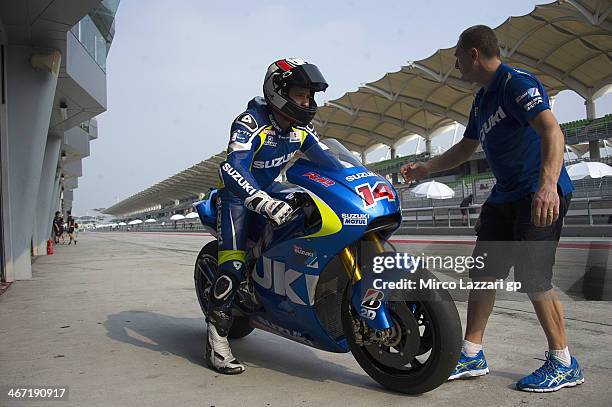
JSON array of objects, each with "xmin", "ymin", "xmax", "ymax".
[
  {"xmin": 52, "ymin": 211, "xmax": 63, "ymax": 244},
  {"xmin": 401, "ymin": 25, "xmax": 583, "ymax": 392},
  {"xmin": 66, "ymin": 210, "xmax": 77, "ymax": 245}
]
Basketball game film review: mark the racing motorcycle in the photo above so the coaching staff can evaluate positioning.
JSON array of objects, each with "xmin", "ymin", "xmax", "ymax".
[{"xmin": 193, "ymin": 139, "xmax": 461, "ymax": 394}]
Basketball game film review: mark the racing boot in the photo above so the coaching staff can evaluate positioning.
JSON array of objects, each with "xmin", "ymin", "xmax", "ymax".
[{"xmin": 205, "ymin": 274, "xmax": 245, "ymax": 374}]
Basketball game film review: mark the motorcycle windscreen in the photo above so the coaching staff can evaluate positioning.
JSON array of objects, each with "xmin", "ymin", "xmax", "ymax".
[{"xmin": 302, "ymin": 138, "xmax": 365, "ymax": 171}]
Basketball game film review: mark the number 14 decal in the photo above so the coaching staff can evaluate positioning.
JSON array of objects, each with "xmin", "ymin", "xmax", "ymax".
[{"xmin": 355, "ymin": 181, "xmax": 395, "ymax": 208}]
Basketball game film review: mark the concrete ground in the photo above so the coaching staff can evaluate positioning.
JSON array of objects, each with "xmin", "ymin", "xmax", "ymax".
[{"xmin": 0, "ymin": 232, "xmax": 610, "ymax": 407}]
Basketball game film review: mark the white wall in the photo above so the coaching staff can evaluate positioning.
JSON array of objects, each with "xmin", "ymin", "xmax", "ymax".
[{"xmin": 4, "ymin": 45, "xmax": 59, "ymax": 280}]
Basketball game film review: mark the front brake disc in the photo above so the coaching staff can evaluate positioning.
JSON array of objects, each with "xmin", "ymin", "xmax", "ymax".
[{"xmin": 363, "ymin": 301, "xmax": 421, "ymax": 369}]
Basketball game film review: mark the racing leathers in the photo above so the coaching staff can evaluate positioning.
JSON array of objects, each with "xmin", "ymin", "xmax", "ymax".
[{"xmin": 206, "ymin": 96, "xmax": 326, "ymax": 373}]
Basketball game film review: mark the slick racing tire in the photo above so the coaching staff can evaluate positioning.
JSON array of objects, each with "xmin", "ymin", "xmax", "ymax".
[
  {"xmin": 194, "ymin": 240, "xmax": 254, "ymax": 339},
  {"xmin": 341, "ymin": 269, "xmax": 461, "ymax": 394}
]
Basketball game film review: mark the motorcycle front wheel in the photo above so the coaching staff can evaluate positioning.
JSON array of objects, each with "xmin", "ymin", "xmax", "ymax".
[{"xmin": 341, "ymin": 269, "xmax": 461, "ymax": 394}]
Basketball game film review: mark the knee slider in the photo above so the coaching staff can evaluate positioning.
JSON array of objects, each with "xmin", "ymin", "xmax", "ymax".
[{"xmin": 213, "ymin": 274, "xmax": 237, "ymax": 301}]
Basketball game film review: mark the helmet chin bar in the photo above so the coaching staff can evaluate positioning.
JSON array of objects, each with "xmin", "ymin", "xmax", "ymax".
[
  {"xmin": 270, "ymin": 95, "xmax": 317, "ymax": 127},
  {"xmin": 271, "ymin": 104, "xmax": 312, "ymax": 128}
]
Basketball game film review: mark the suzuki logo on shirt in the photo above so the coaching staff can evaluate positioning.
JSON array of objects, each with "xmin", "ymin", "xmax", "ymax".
[
  {"xmin": 479, "ymin": 106, "xmax": 507, "ymax": 143},
  {"xmin": 252, "ymin": 151, "xmax": 296, "ymax": 169}
]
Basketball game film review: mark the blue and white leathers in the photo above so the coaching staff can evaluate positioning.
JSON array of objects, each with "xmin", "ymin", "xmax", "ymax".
[
  {"xmin": 212, "ymin": 97, "xmax": 328, "ymax": 310},
  {"xmin": 219, "ymin": 97, "xmax": 323, "ymax": 201}
]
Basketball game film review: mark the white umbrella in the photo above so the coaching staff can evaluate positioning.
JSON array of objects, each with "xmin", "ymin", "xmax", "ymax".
[
  {"xmin": 144, "ymin": 218, "xmax": 157, "ymax": 223},
  {"xmin": 411, "ymin": 180, "xmax": 455, "ymax": 199},
  {"xmin": 566, "ymin": 161, "xmax": 612, "ymax": 180},
  {"xmin": 170, "ymin": 214, "xmax": 185, "ymax": 221},
  {"xmin": 128, "ymin": 219, "xmax": 143, "ymax": 225},
  {"xmin": 117, "ymin": 222, "xmax": 127, "ymax": 226},
  {"xmin": 185, "ymin": 212, "xmax": 199, "ymax": 219}
]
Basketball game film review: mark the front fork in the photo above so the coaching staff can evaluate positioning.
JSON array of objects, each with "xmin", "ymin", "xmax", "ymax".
[{"xmin": 340, "ymin": 233, "xmax": 393, "ymax": 330}]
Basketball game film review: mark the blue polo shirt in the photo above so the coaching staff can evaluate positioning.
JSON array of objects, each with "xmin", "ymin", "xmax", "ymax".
[{"xmin": 463, "ymin": 63, "xmax": 573, "ymax": 203}]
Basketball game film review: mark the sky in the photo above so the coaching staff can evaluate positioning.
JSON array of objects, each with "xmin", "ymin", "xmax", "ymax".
[{"xmin": 72, "ymin": 0, "xmax": 612, "ymax": 216}]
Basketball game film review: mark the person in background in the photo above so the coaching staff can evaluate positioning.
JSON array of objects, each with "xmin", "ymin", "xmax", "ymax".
[
  {"xmin": 53, "ymin": 211, "xmax": 64, "ymax": 244},
  {"xmin": 66, "ymin": 211, "xmax": 77, "ymax": 245},
  {"xmin": 460, "ymin": 193, "xmax": 474, "ymax": 225}
]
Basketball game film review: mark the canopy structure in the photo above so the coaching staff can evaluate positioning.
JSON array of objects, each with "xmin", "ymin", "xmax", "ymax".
[
  {"xmin": 104, "ymin": 0, "xmax": 611, "ymax": 218},
  {"xmin": 314, "ymin": 0, "xmax": 611, "ymax": 153},
  {"xmin": 104, "ymin": 152, "xmax": 226, "ymax": 216}
]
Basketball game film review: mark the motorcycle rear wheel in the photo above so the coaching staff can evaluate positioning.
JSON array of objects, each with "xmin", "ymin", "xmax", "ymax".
[
  {"xmin": 341, "ymin": 269, "xmax": 461, "ymax": 394},
  {"xmin": 194, "ymin": 240, "xmax": 254, "ymax": 339}
]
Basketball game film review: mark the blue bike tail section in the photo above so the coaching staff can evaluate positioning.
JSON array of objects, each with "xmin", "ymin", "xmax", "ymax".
[{"xmin": 194, "ymin": 189, "xmax": 218, "ymax": 235}]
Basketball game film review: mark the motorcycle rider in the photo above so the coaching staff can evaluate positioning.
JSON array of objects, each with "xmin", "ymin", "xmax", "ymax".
[{"xmin": 207, "ymin": 58, "xmax": 329, "ymax": 374}]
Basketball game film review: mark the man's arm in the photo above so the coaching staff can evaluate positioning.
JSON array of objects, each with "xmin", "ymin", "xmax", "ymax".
[
  {"xmin": 219, "ymin": 113, "xmax": 293, "ymax": 225},
  {"xmin": 401, "ymin": 137, "xmax": 479, "ymax": 182},
  {"xmin": 425, "ymin": 137, "xmax": 480, "ymax": 174},
  {"xmin": 219, "ymin": 113, "xmax": 265, "ymax": 202},
  {"xmin": 529, "ymin": 109, "xmax": 564, "ymax": 227},
  {"xmin": 503, "ymin": 72, "xmax": 562, "ymax": 227}
]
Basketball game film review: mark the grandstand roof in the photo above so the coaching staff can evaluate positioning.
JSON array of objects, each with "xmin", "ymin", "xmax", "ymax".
[
  {"xmin": 103, "ymin": 0, "xmax": 611, "ymax": 216},
  {"xmin": 314, "ymin": 0, "xmax": 612, "ymax": 152},
  {"xmin": 103, "ymin": 152, "xmax": 226, "ymax": 216}
]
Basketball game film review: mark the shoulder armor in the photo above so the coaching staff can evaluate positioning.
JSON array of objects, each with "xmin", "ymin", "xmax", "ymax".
[{"xmin": 234, "ymin": 112, "xmax": 259, "ymax": 132}]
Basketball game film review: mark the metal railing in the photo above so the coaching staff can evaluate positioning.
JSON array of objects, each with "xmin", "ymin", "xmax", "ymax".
[
  {"xmin": 402, "ymin": 204, "xmax": 482, "ymax": 228},
  {"xmin": 94, "ymin": 221, "xmax": 211, "ymax": 233},
  {"xmin": 401, "ymin": 196, "xmax": 612, "ymax": 228},
  {"xmin": 562, "ymin": 118, "xmax": 612, "ymax": 145},
  {"xmin": 94, "ymin": 197, "xmax": 612, "ymax": 233},
  {"xmin": 399, "ymin": 174, "xmax": 612, "ymax": 209}
]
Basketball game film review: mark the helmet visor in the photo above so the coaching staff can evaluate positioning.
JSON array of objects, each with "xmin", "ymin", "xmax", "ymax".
[{"xmin": 287, "ymin": 64, "xmax": 328, "ymax": 93}]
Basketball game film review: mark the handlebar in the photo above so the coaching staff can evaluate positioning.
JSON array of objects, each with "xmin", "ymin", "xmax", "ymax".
[{"xmin": 269, "ymin": 191, "xmax": 312, "ymax": 230}]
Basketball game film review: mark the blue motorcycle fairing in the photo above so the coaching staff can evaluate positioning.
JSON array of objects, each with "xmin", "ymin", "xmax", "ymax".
[
  {"xmin": 197, "ymin": 153, "xmax": 404, "ymax": 351},
  {"xmin": 287, "ymin": 159, "xmax": 402, "ymax": 231},
  {"xmin": 250, "ymin": 254, "xmax": 348, "ymax": 352},
  {"xmin": 250, "ymin": 160, "xmax": 400, "ymax": 342}
]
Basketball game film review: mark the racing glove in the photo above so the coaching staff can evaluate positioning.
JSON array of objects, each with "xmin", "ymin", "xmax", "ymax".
[{"xmin": 244, "ymin": 191, "xmax": 293, "ymax": 227}]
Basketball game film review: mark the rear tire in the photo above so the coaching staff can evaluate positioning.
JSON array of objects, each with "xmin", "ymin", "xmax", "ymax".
[
  {"xmin": 194, "ymin": 240, "xmax": 254, "ymax": 339},
  {"xmin": 342, "ymin": 269, "xmax": 461, "ymax": 394}
]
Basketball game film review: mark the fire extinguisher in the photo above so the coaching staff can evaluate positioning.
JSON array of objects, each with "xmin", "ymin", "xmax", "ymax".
[{"xmin": 47, "ymin": 239, "xmax": 53, "ymax": 255}]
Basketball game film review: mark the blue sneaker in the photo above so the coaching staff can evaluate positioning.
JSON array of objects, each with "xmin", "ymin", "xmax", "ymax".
[
  {"xmin": 448, "ymin": 350, "xmax": 489, "ymax": 380},
  {"xmin": 516, "ymin": 353, "xmax": 584, "ymax": 392}
]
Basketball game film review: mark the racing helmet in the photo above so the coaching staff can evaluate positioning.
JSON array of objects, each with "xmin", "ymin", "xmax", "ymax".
[{"xmin": 263, "ymin": 58, "xmax": 328, "ymax": 126}]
